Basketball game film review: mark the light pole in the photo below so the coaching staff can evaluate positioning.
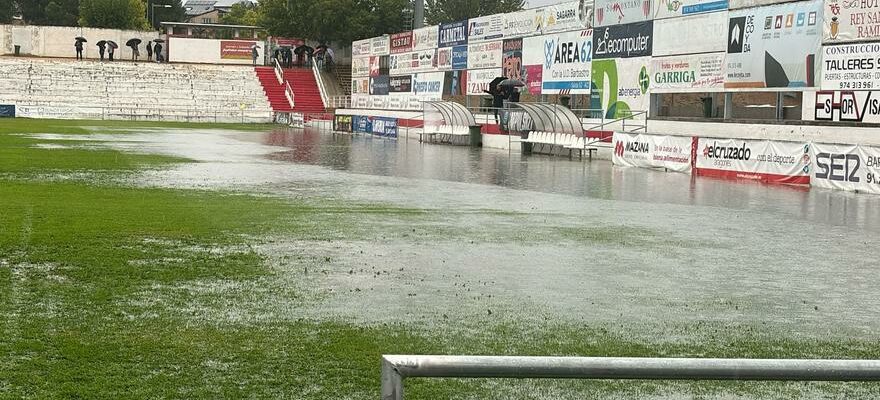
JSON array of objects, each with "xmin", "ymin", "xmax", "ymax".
[{"xmin": 151, "ymin": 4, "xmax": 172, "ymax": 29}]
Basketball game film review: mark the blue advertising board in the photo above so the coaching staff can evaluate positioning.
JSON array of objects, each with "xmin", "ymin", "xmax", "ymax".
[
  {"xmin": 0, "ymin": 104, "xmax": 14, "ymax": 118},
  {"xmin": 451, "ymin": 45, "xmax": 468, "ymax": 70},
  {"xmin": 439, "ymin": 20, "xmax": 469, "ymax": 47},
  {"xmin": 370, "ymin": 116, "xmax": 398, "ymax": 138},
  {"xmin": 353, "ymin": 115, "xmax": 372, "ymax": 133}
]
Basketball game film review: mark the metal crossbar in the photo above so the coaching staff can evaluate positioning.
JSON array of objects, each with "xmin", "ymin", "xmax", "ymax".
[{"xmin": 381, "ymin": 355, "xmax": 880, "ymax": 400}]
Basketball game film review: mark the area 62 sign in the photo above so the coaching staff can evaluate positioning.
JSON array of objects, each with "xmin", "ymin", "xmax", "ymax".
[{"xmin": 814, "ymin": 90, "xmax": 880, "ymax": 123}]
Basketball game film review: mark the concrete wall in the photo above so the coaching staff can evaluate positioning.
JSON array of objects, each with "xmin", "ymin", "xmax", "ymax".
[
  {"xmin": 0, "ymin": 25, "xmax": 158, "ymax": 61},
  {"xmin": 648, "ymin": 120, "xmax": 880, "ymax": 147}
]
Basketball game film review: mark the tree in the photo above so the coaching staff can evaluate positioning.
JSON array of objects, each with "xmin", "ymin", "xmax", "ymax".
[
  {"xmin": 424, "ymin": 0, "xmax": 523, "ymax": 25},
  {"xmin": 221, "ymin": 2, "xmax": 259, "ymax": 26},
  {"xmin": 15, "ymin": 0, "xmax": 80, "ymax": 26},
  {"xmin": 146, "ymin": 0, "xmax": 185, "ymax": 30},
  {"xmin": 0, "ymin": 0, "xmax": 13, "ymax": 23},
  {"xmin": 79, "ymin": 0, "xmax": 149, "ymax": 30},
  {"xmin": 258, "ymin": 0, "xmax": 409, "ymax": 44}
]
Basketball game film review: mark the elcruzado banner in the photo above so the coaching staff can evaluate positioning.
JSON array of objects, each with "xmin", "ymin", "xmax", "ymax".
[
  {"xmin": 612, "ymin": 132, "xmax": 694, "ymax": 173},
  {"xmin": 810, "ymin": 142, "xmax": 880, "ymax": 194},
  {"xmin": 694, "ymin": 137, "xmax": 811, "ymax": 184}
]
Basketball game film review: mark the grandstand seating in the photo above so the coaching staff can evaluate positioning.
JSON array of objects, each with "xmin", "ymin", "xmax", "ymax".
[
  {"xmin": 282, "ymin": 68, "xmax": 326, "ymax": 115},
  {"xmin": 0, "ymin": 57, "xmax": 273, "ymax": 122}
]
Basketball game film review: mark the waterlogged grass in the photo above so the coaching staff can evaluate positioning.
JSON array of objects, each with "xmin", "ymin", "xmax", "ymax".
[{"xmin": 1, "ymin": 121, "xmax": 880, "ymax": 398}]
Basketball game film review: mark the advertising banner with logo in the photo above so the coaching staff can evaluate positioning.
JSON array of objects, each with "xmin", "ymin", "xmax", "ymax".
[
  {"xmin": 352, "ymin": 56, "xmax": 371, "ymax": 77},
  {"xmin": 653, "ymin": 0, "xmax": 727, "ymax": 19},
  {"xmin": 653, "ymin": 11, "xmax": 727, "ymax": 56},
  {"xmin": 503, "ymin": 8, "xmax": 546, "ymax": 38},
  {"xmin": 468, "ymin": 40, "xmax": 504, "ymax": 69},
  {"xmin": 612, "ymin": 132, "xmax": 694, "ymax": 172},
  {"xmin": 591, "ymin": 56, "xmax": 651, "ymax": 117},
  {"xmin": 824, "ymin": 0, "xmax": 880, "ymax": 43},
  {"xmin": 389, "ymin": 75, "xmax": 413, "ymax": 93},
  {"xmin": 820, "ymin": 43, "xmax": 880, "ymax": 90},
  {"xmin": 437, "ymin": 47, "xmax": 452, "ymax": 70},
  {"xmin": 353, "ymin": 115, "xmax": 372, "ymax": 132},
  {"xmin": 523, "ymin": 35, "xmax": 545, "ymax": 95},
  {"xmin": 371, "ymin": 36, "xmax": 390, "ymax": 56},
  {"xmin": 545, "ymin": 0, "xmax": 594, "ymax": 32},
  {"xmin": 729, "ymin": 0, "xmax": 806, "ymax": 9},
  {"xmin": 334, "ymin": 115, "xmax": 353, "ymax": 132},
  {"xmin": 370, "ymin": 116, "xmax": 399, "ymax": 137},
  {"xmin": 469, "ymin": 14, "xmax": 504, "ymax": 42},
  {"xmin": 352, "ymin": 77, "xmax": 370, "ymax": 95},
  {"xmin": 353, "ymin": 39, "xmax": 372, "ymax": 56},
  {"xmin": 694, "ymin": 137, "xmax": 811, "ymax": 184},
  {"xmin": 725, "ymin": 0, "xmax": 822, "ymax": 89},
  {"xmin": 370, "ymin": 75, "xmax": 390, "ymax": 95},
  {"xmin": 810, "ymin": 142, "xmax": 880, "ymax": 194},
  {"xmin": 651, "ymin": 52, "xmax": 725, "ymax": 92},
  {"xmin": 413, "ymin": 25, "xmax": 440, "ymax": 51},
  {"xmin": 220, "ymin": 40, "xmax": 257, "ymax": 59},
  {"xmin": 592, "ymin": 21, "xmax": 653, "ymax": 59},
  {"xmin": 413, "ymin": 72, "xmax": 445, "ymax": 101},
  {"xmin": 466, "ymin": 68, "xmax": 503, "ymax": 95},
  {"xmin": 502, "ymin": 38, "xmax": 524, "ymax": 80},
  {"xmin": 594, "ymin": 0, "xmax": 651, "ymax": 27},
  {"xmin": 0, "ymin": 104, "xmax": 15, "ymax": 117},
  {"xmin": 439, "ymin": 20, "xmax": 469, "ymax": 47},
  {"xmin": 369, "ymin": 56, "xmax": 381, "ymax": 77},
  {"xmin": 443, "ymin": 70, "xmax": 468, "ymax": 95},
  {"xmin": 390, "ymin": 49, "xmax": 438, "ymax": 75},
  {"xmin": 541, "ymin": 29, "xmax": 593, "ymax": 94},
  {"xmin": 806, "ymin": 90, "xmax": 880, "ymax": 122},
  {"xmin": 390, "ymin": 31, "xmax": 414, "ymax": 54}
]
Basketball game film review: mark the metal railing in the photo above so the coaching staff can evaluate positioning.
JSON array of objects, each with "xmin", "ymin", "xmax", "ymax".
[
  {"xmin": 328, "ymin": 95, "xmax": 351, "ymax": 109},
  {"xmin": 381, "ymin": 355, "xmax": 880, "ymax": 400},
  {"xmin": 284, "ymin": 81, "xmax": 295, "ymax": 108},
  {"xmin": 311, "ymin": 61, "xmax": 330, "ymax": 109},
  {"xmin": 273, "ymin": 58, "xmax": 284, "ymax": 85}
]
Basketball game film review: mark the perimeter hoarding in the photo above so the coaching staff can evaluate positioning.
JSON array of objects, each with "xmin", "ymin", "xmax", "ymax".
[
  {"xmin": 612, "ymin": 132, "xmax": 694, "ymax": 172},
  {"xmin": 352, "ymin": 39, "xmax": 372, "ymax": 56},
  {"xmin": 413, "ymin": 25, "xmax": 440, "ymax": 51},
  {"xmin": 413, "ymin": 72, "xmax": 445, "ymax": 101},
  {"xmin": 468, "ymin": 41, "xmax": 503, "ymax": 69},
  {"xmin": 651, "ymin": 52, "xmax": 725, "ymax": 92},
  {"xmin": 820, "ymin": 42, "xmax": 880, "ymax": 90},
  {"xmin": 652, "ymin": 11, "xmax": 727, "ymax": 56},
  {"xmin": 541, "ymin": 29, "xmax": 593, "ymax": 94},
  {"xmin": 522, "ymin": 35, "xmax": 545, "ymax": 95},
  {"xmin": 694, "ymin": 138, "xmax": 811, "ymax": 184},
  {"xmin": 439, "ymin": 20, "xmax": 469, "ymax": 47},
  {"xmin": 371, "ymin": 36, "xmax": 390, "ymax": 56},
  {"xmin": 503, "ymin": 8, "xmax": 546, "ymax": 38},
  {"xmin": 370, "ymin": 75, "xmax": 390, "ymax": 95},
  {"xmin": 352, "ymin": 56, "xmax": 371, "ymax": 77},
  {"xmin": 591, "ymin": 56, "xmax": 651, "ymax": 118},
  {"xmin": 810, "ymin": 142, "xmax": 880, "ymax": 194},
  {"xmin": 594, "ymin": 0, "xmax": 652, "ymax": 27},
  {"xmin": 390, "ymin": 31, "xmax": 413, "ymax": 54},
  {"xmin": 725, "ymin": 0, "xmax": 822, "ymax": 89},
  {"xmin": 466, "ymin": 68, "xmax": 503, "ymax": 95},
  {"xmin": 389, "ymin": 49, "xmax": 438, "ymax": 75},
  {"xmin": 653, "ymin": 0, "xmax": 728, "ymax": 19},
  {"xmin": 824, "ymin": 0, "xmax": 880, "ymax": 43},
  {"xmin": 545, "ymin": 0, "xmax": 594, "ymax": 32},
  {"xmin": 468, "ymin": 14, "xmax": 504, "ymax": 42},
  {"xmin": 807, "ymin": 90, "xmax": 880, "ymax": 123},
  {"xmin": 502, "ymin": 38, "xmax": 523, "ymax": 80},
  {"xmin": 592, "ymin": 21, "xmax": 653, "ymax": 59}
]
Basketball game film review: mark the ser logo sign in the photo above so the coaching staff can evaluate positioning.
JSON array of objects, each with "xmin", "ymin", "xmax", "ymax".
[
  {"xmin": 815, "ymin": 152, "xmax": 860, "ymax": 182},
  {"xmin": 815, "ymin": 90, "xmax": 880, "ymax": 122}
]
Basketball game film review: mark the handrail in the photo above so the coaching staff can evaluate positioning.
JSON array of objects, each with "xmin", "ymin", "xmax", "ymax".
[
  {"xmin": 273, "ymin": 58, "xmax": 283, "ymax": 85},
  {"xmin": 311, "ymin": 61, "xmax": 329, "ymax": 108},
  {"xmin": 382, "ymin": 355, "xmax": 880, "ymax": 400},
  {"xmin": 284, "ymin": 81, "xmax": 295, "ymax": 108}
]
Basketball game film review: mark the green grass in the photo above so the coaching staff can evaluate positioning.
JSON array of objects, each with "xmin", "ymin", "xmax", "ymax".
[{"xmin": 1, "ymin": 121, "xmax": 880, "ymax": 399}]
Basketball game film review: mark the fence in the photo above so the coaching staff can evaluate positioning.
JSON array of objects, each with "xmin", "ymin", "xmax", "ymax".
[
  {"xmin": 381, "ymin": 355, "xmax": 880, "ymax": 400},
  {"xmin": 13, "ymin": 104, "xmax": 273, "ymax": 123}
]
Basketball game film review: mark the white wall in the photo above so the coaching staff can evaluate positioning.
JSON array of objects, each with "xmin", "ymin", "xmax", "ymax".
[
  {"xmin": 0, "ymin": 25, "xmax": 157, "ymax": 61},
  {"xmin": 169, "ymin": 37, "xmax": 264, "ymax": 65},
  {"xmin": 648, "ymin": 119, "xmax": 880, "ymax": 146}
]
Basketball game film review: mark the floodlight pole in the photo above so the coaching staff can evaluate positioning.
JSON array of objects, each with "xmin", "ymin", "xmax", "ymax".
[{"xmin": 413, "ymin": 0, "xmax": 424, "ymax": 28}]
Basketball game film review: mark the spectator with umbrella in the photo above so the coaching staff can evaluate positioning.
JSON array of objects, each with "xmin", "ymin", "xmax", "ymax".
[
  {"xmin": 485, "ymin": 76, "xmax": 508, "ymax": 123},
  {"xmin": 153, "ymin": 39, "xmax": 164, "ymax": 63},
  {"xmin": 304, "ymin": 45, "xmax": 314, "ymax": 67},
  {"xmin": 251, "ymin": 44, "xmax": 260, "ymax": 66},
  {"xmin": 315, "ymin": 44, "xmax": 327, "ymax": 69},
  {"xmin": 96, "ymin": 40, "xmax": 107, "ymax": 61},
  {"xmin": 74, "ymin": 37, "xmax": 87, "ymax": 60},
  {"xmin": 293, "ymin": 45, "xmax": 306, "ymax": 67},
  {"xmin": 127, "ymin": 38, "xmax": 141, "ymax": 61},
  {"xmin": 146, "ymin": 41, "xmax": 153, "ymax": 61},
  {"xmin": 324, "ymin": 46, "xmax": 335, "ymax": 71},
  {"xmin": 107, "ymin": 40, "xmax": 118, "ymax": 62},
  {"xmin": 500, "ymin": 78, "xmax": 524, "ymax": 103}
]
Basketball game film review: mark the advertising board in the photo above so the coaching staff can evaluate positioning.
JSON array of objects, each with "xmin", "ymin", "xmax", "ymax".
[
  {"xmin": 390, "ymin": 31, "xmax": 413, "ymax": 54},
  {"xmin": 468, "ymin": 14, "xmax": 504, "ymax": 42},
  {"xmin": 466, "ymin": 68, "xmax": 503, "ymax": 95},
  {"xmin": 824, "ymin": 0, "xmax": 880, "ymax": 43},
  {"xmin": 612, "ymin": 132, "xmax": 694, "ymax": 172},
  {"xmin": 809, "ymin": 90, "xmax": 880, "ymax": 123},
  {"xmin": 810, "ymin": 142, "xmax": 880, "ymax": 194},
  {"xmin": 820, "ymin": 43, "xmax": 880, "ymax": 90},
  {"xmin": 545, "ymin": 0, "xmax": 594, "ymax": 32},
  {"xmin": 541, "ymin": 29, "xmax": 593, "ymax": 94},
  {"xmin": 592, "ymin": 21, "xmax": 653, "ymax": 59},
  {"xmin": 502, "ymin": 38, "xmax": 523, "ymax": 80},
  {"xmin": 652, "ymin": 11, "xmax": 727, "ymax": 56},
  {"xmin": 694, "ymin": 137, "xmax": 811, "ymax": 184},
  {"xmin": 590, "ymin": 56, "xmax": 651, "ymax": 117},
  {"xmin": 413, "ymin": 25, "xmax": 440, "ymax": 51},
  {"xmin": 653, "ymin": 0, "xmax": 727, "ymax": 19},
  {"xmin": 650, "ymin": 52, "xmax": 725, "ymax": 92},
  {"xmin": 468, "ymin": 41, "xmax": 503, "ymax": 69},
  {"xmin": 439, "ymin": 20, "xmax": 469, "ymax": 47},
  {"xmin": 503, "ymin": 8, "xmax": 546, "ymax": 38}
]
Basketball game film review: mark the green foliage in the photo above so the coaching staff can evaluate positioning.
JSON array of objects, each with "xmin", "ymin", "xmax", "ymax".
[
  {"xmin": 0, "ymin": 0, "xmax": 13, "ymax": 23},
  {"xmin": 425, "ymin": 0, "xmax": 524, "ymax": 25},
  {"xmin": 16, "ymin": 0, "xmax": 80, "ymax": 26},
  {"xmin": 257, "ymin": 0, "xmax": 409, "ymax": 44},
  {"xmin": 79, "ymin": 0, "xmax": 149, "ymax": 29},
  {"xmin": 147, "ymin": 0, "xmax": 185, "ymax": 29},
  {"xmin": 220, "ymin": 2, "xmax": 259, "ymax": 26}
]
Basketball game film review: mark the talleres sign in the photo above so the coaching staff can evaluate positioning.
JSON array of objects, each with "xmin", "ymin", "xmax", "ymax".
[
  {"xmin": 592, "ymin": 21, "xmax": 653, "ymax": 59},
  {"xmin": 820, "ymin": 42, "xmax": 880, "ymax": 90}
]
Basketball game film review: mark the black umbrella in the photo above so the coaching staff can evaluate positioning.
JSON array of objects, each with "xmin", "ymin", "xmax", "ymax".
[
  {"xmin": 107, "ymin": 40, "xmax": 118, "ymax": 49},
  {"xmin": 488, "ymin": 76, "xmax": 506, "ymax": 92},
  {"xmin": 293, "ymin": 45, "xmax": 306, "ymax": 55},
  {"xmin": 500, "ymin": 79, "xmax": 525, "ymax": 87},
  {"xmin": 153, "ymin": 38, "xmax": 165, "ymax": 43},
  {"xmin": 316, "ymin": 44, "xmax": 328, "ymax": 50},
  {"xmin": 75, "ymin": 36, "xmax": 87, "ymax": 42},
  {"xmin": 304, "ymin": 45, "xmax": 314, "ymax": 55},
  {"xmin": 96, "ymin": 40, "xmax": 107, "ymax": 48},
  {"xmin": 126, "ymin": 38, "xmax": 141, "ymax": 47}
]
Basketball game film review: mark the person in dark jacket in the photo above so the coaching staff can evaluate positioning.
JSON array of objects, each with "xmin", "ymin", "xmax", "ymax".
[
  {"xmin": 146, "ymin": 42, "xmax": 153, "ymax": 61},
  {"xmin": 491, "ymin": 87, "xmax": 507, "ymax": 123},
  {"xmin": 154, "ymin": 43, "xmax": 163, "ymax": 63},
  {"xmin": 74, "ymin": 40, "xmax": 84, "ymax": 60},
  {"xmin": 108, "ymin": 46, "xmax": 114, "ymax": 61},
  {"xmin": 98, "ymin": 43, "xmax": 105, "ymax": 61}
]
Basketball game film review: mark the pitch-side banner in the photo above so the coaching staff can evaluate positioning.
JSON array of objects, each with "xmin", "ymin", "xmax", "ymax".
[
  {"xmin": 541, "ymin": 29, "xmax": 593, "ymax": 94},
  {"xmin": 810, "ymin": 142, "xmax": 880, "ymax": 194},
  {"xmin": 353, "ymin": 39, "xmax": 372, "ymax": 56},
  {"xmin": 468, "ymin": 41, "xmax": 503, "ymax": 69},
  {"xmin": 824, "ymin": 0, "xmax": 880, "ymax": 43},
  {"xmin": 469, "ymin": 14, "xmax": 504, "ymax": 42},
  {"xmin": 502, "ymin": 38, "xmax": 523, "ymax": 80},
  {"xmin": 651, "ymin": 52, "xmax": 725, "ymax": 92},
  {"xmin": 694, "ymin": 137, "xmax": 811, "ymax": 184},
  {"xmin": 466, "ymin": 68, "xmax": 503, "ymax": 95},
  {"xmin": 806, "ymin": 90, "xmax": 880, "ymax": 123},
  {"xmin": 653, "ymin": 11, "xmax": 727, "ymax": 56},
  {"xmin": 820, "ymin": 43, "xmax": 880, "ymax": 90},
  {"xmin": 612, "ymin": 132, "xmax": 694, "ymax": 172},
  {"xmin": 653, "ymin": 0, "xmax": 728, "ymax": 19},
  {"xmin": 413, "ymin": 25, "xmax": 439, "ymax": 51},
  {"xmin": 545, "ymin": 0, "xmax": 594, "ymax": 32},
  {"xmin": 522, "ymin": 35, "xmax": 544, "ymax": 95},
  {"xmin": 594, "ymin": 0, "xmax": 651, "ymax": 27},
  {"xmin": 725, "ymin": 0, "xmax": 822, "ymax": 89},
  {"xmin": 503, "ymin": 8, "xmax": 545, "ymax": 38}
]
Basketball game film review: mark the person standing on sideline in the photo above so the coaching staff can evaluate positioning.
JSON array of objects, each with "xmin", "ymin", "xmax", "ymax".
[
  {"xmin": 98, "ymin": 44, "xmax": 106, "ymax": 61},
  {"xmin": 251, "ymin": 46, "xmax": 259, "ymax": 66},
  {"xmin": 108, "ymin": 45, "xmax": 114, "ymax": 62},
  {"xmin": 74, "ymin": 40, "xmax": 84, "ymax": 60},
  {"xmin": 154, "ymin": 43, "xmax": 163, "ymax": 63},
  {"xmin": 146, "ymin": 42, "xmax": 153, "ymax": 61}
]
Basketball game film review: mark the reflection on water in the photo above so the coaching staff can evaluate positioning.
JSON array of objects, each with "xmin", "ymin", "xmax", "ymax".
[{"xmin": 262, "ymin": 128, "xmax": 880, "ymax": 232}]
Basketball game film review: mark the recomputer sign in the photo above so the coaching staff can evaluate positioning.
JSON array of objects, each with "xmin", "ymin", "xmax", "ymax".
[{"xmin": 592, "ymin": 21, "xmax": 653, "ymax": 59}]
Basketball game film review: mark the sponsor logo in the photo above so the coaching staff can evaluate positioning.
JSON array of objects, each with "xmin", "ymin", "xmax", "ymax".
[
  {"xmin": 638, "ymin": 66, "xmax": 649, "ymax": 94},
  {"xmin": 815, "ymin": 152, "xmax": 860, "ymax": 182},
  {"xmin": 615, "ymin": 140, "xmax": 649, "ymax": 157},
  {"xmin": 543, "ymin": 37, "xmax": 591, "ymax": 70},
  {"xmin": 703, "ymin": 141, "xmax": 752, "ymax": 163},
  {"xmin": 593, "ymin": 24, "xmax": 651, "ymax": 59},
  {"xmin": 728, "ymin": 17, "xmax": 745, "ymax": 54}
]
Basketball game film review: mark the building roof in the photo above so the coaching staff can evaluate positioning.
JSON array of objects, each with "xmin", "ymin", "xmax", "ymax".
[
  {"xmin": 183, "ymin": 0, "xmax": 218, "ymax": 15},
  {"xmin": 213, "ymin": 0, "xmax": 255, "ymax": 8}
]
